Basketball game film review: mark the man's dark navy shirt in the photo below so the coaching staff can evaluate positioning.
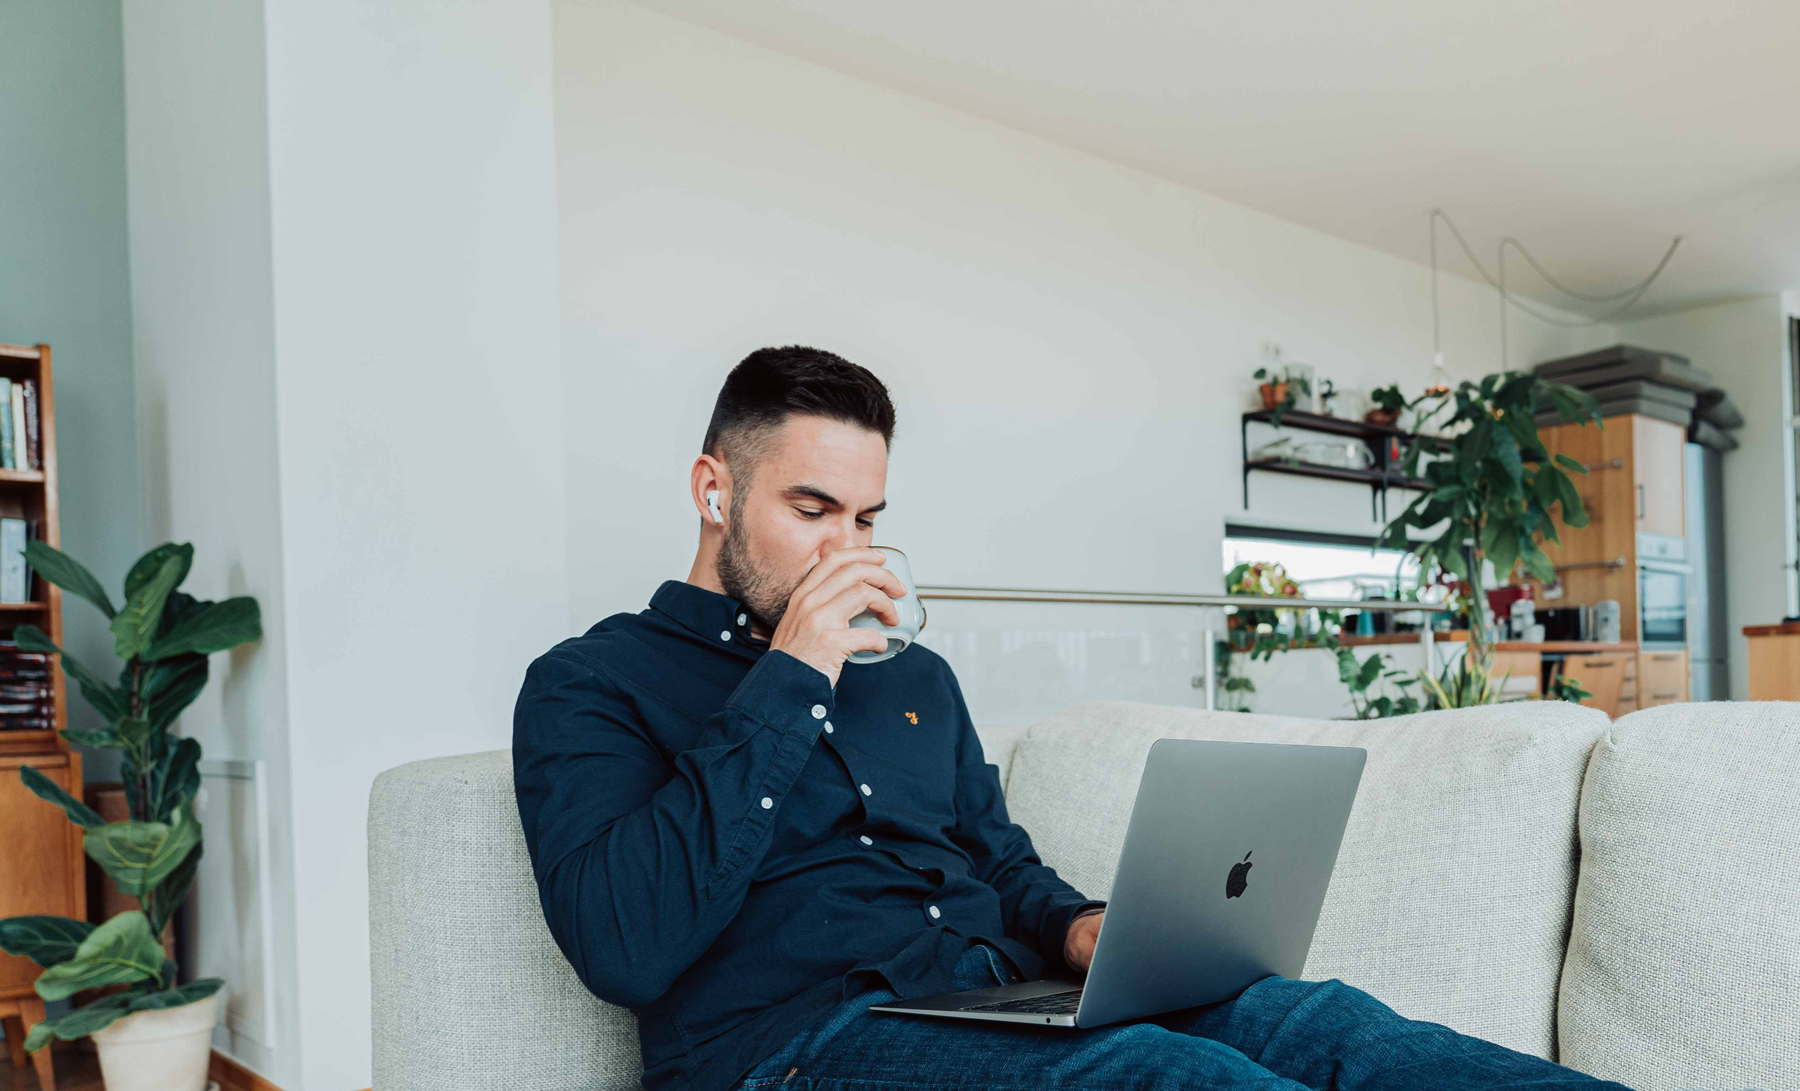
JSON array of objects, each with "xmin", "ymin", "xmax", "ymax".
[{"xmin": 512, "ymin": 580, "xmax": 1103, "ymax": 1091}]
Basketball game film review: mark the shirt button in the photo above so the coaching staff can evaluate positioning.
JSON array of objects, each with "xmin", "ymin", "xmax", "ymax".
[
  {"xmin": 823, "ymin": 721, "xmax": 834, "ymax": 734},
  {"xmin": 859, "ymin": 835, "xmax": 873, "ymax": 845},
  {"xmin": 928, "ymin": 905, "xmax": 941, "ymax": 920},
  {"xmin": 859, "ymin": 783, "xmax": 872, "ymax": 796},
  {"xmin": 760, "ymin": 797, "xmax": 773, "ymax": 809},
  {"xmin": 811, "ymin": 704, "xmax": 826, "ymax": 719},
  {"xmin": 720, "ymin": 630, "xmax": 732, "ymax": 642},
  {"xmin": 738, "ymin": 613, "xmax": 747, "ymax": 625}
]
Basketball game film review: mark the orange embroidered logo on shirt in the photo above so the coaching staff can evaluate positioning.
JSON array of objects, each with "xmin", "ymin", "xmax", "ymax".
[{"xmin": 905, "ymin": 712, "xmax": 919, "ymax": 724}]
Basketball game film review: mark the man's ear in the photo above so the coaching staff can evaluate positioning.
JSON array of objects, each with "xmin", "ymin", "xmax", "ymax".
[{"xmin": 691, "ymin": 455, "xmax": 731, "ymax": 527}]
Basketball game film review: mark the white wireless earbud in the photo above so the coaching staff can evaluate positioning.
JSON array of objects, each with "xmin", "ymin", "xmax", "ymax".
[{"xmin": 705, "ymin": 489, "xmax": 724, "ymax": 525}]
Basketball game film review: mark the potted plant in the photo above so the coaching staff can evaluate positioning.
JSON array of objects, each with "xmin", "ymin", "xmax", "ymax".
[
  {"xmin": 1252, "ymin": 365, "xmax": 1312, "ymax": 427},
  {"xmin": 1377, "ymin": 371, "xmax": 1598, "ymax": 685},
  {"xmin": 0, "ymin": 541, "xmax": 261, "ymax": 1091}
]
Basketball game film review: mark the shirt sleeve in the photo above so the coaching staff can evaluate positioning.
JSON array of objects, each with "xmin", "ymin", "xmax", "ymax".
[
  {"xmin": 943, "ymin": 668, "xmax": 1105, "ymax": 973},
  {"xmin": 512, "ymin": 646, "xmax": 833, "ymax": 1008}
]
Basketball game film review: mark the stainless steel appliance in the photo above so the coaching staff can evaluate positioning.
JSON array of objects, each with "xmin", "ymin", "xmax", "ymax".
[
  {"xmin": 1683, "ymin": 443, "xmax": 1730, "ymax": 698},
  {"xmin": 1636, "ymin": 531, "xmax": 1689, "ymax": 650}
]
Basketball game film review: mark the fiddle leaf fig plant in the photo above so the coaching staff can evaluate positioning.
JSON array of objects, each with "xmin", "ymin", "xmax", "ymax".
[
  {"xmin": 0, "ymin": 541, "xmax": 261, "ymax": 1052},
  {"xmin": 1378, "ymin": 371, "xmax": 1599, "ymax": 659}
]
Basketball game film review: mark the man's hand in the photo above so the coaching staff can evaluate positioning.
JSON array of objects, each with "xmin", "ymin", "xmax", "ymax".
[
  {"xmin": 1063, "ymin": 911, "xmax": 1103, "ymax": 973},
  {"xmin": 768, "ymin": 546, "xmax": 908, "ymax": 688}
]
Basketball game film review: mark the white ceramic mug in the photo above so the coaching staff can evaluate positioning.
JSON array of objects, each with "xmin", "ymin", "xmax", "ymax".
[{"xmin": 846, "ymin": 546, "xmax": 926, "ymax": 664}]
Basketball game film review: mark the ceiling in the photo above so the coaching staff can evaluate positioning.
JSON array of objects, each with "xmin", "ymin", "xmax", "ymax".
[{"xmin": 630, "ymin": 0, "xmax": 1800, "ymax": 317}]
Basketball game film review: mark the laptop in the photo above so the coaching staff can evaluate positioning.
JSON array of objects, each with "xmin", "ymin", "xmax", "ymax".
[{"xmin": 868, "ymin": 737, "xmax": 1366, "ymax": 1028}]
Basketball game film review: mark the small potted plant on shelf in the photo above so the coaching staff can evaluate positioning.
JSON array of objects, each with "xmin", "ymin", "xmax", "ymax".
[
  {"xmin": 0, "ymin": 541, "xmax": 261, "ymax": 1091},
  {"xmin": 1253, "ymin": 365, "xmax": 1312, "ymax": 427}
]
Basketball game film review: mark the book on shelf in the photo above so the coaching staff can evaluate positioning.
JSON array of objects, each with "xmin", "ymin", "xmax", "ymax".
[
  {"xmin": 0, "ymin": 639, "xmax": 52, "ymax": 731},
  {"xmin": 0, "ymin": 518, "xmax": 36, "ymax": 603},
  {"xmin": 0, "ymin": 378, "xmax": 41, "ymax": 471},
  {"xmin": 12, "ymin": 384, "xmax": 28, "ymax": 472}
]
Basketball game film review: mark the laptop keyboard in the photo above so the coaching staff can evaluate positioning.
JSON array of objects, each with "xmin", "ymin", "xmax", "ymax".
[{"xmin": 960, "ymin": 989, "xmax": 1083, "ymax": 1015}]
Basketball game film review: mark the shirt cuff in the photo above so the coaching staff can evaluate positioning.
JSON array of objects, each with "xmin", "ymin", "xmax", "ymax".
[
  {"xmin": 725, "ymin": 649, "xmax": 836, "ymax": 739},
  {"xmin": 1043, "ymin": 899, "xmax": 1108, "ymax": 970}
]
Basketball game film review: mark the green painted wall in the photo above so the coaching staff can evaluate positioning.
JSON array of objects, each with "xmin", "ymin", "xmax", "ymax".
[{"xmin": 0, "ymin": 0, "xmax": 143, "ymax": 776}]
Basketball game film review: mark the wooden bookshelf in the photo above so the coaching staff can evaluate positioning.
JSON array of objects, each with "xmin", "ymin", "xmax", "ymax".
[
  {"xmin": 0, "ymin": 344, "xmax": 64, "ymax": 757},
  {"xmin": 0, "ymin": 342, "xmax": 79, "ymax": 1090}
]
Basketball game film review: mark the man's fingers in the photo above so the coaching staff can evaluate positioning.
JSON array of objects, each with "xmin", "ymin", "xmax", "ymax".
[
  {"xmin": 795, "ymin": 547, "xmax": 887, "ymax": 597},
  {"xmin": 822, "ymin": 582, "xmax": 899, "ymax": 627},
  {"xmin": 797, "ymin": 562, "xmax": 905, "ymax": 617}
]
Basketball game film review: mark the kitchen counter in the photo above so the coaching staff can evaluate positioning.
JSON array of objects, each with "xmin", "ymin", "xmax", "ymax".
[
  {"xmin": 1339, "ymin": 632, "xmax": 1639, "ymax": 654},
  {"xmin": 1744, "ymin": 624, "xmax": 1800, "ymax": 700}
]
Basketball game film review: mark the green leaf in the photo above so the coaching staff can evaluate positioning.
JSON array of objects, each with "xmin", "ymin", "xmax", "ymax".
[
  {"xmin": 146, "ymin": 737, "xmax": 201, "ymax": 823},
  {"xmin": 124, "ymin": 544, "xmax": 193, "ymax": 604},
  {"xmin": 1335, "ymin": 648, "xmax": 1360, "ymax": 686},
  {"xmin": 144, "ymin": 596, "xmax": 261, "ymax": 661},
  {"xmin": 20, "ymin": 765, "xmax": 104, "ymax": 828},
  {"xmin": 60, "ymin": 727, "xmax": 124, "ymax": 749},
  {"xmin": 84, "ymin": 806, "xmax": 202, "ymax": 897},
  {"xmin": 0, "ymin": 915, "xmax": 96, "ymax": 967},
  {"xmin": 111, "ymin": 554, "xmax": 185, "ymax": 661},
  {"xmin": 1522, "ymin": 545, "xmax": 1556, "ymax": 583},
  {"xmin": 1357, "ymin": 653, "xmax": 1384, "ymax": 689},
  {"xmin": 12, "ymin": 624, "xmax": 128, "ymax": 722},
  {"xmin": 1553, "ymin": 470, "xmax": 1589, "ymax": 529},
  {"xmin": 144, "ymin": 838, "xmax": 202, "ymax": 938},
  {"xmin": 22, "ymin": 540, "xmax": 117, "ymax": 618},
  {"xmin": 1490, "ymin": 425, "xmax": 1524, "ymax": 488},
  {"xmin": 33, "ymin": 912, "xmax": 164, "ymax": 1001},
  {"xmin": 1553, "ymin": 453, "xmax": 1587, "ymax": 475},
  {"xmin": 22, "ymin": 992, "xmax": 137, "ymax": 1052},
  {"xmin": 129, "ymin": 977, "xmax": 223, "ymax": 1011}
]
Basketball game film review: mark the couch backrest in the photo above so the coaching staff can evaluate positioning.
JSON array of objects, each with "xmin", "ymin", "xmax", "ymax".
[
  {"xmin": 1002, "ymin": 700, "xmax": 1610, "ymax": 1061},
  {"xmin": 368, "ymin": 725, "xmax": 1028, "ymax": 1091},
  {"xmin": 1557, "ymin": 700, "xmax": 1800, "ymax": 1091}
]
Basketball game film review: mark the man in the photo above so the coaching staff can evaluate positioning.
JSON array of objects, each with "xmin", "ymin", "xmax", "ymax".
[{"xmin": 513, "ymin": 346, "xmax": 1633, "ymax": 1091}]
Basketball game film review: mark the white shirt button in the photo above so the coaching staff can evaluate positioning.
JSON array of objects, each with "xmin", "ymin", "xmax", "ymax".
[
  {"xmin": 738, "ymin": 613, "xmax": 747, "ymax": 625},
  {"xmin": 811, "ymin": 704, "xmax": 827, "ymax": 719},
  {"xmin": 928, "ymin": 905, "xmax": 941, "ymax": 919},
  {"xmin": 859, "ymin": 783, "xmax": 872, "ymax": 796},
  {"xmin": 823, "ymin": 721, "xmax": 834, "ymax": 734},
  {"xmin": 720, "ymin": 630, "xmax": 732, "ymax": 641},
  {"xmin": 859, "ymin": 835, "xmax": 873, "ymax": 845},
  {"xmin": 760, "ymin": 797, "xmax": 773, "ymax": 809}
]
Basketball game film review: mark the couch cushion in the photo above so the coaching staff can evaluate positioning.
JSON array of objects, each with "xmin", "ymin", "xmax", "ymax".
[
  {"xmin": 370, "ymin": 750, "xmax": 643, "ymax": 1091},
  {"xmin": 974, "ymin": 723, "xmax": 1030, "ymax": 788},
  {"xmin": 1003, "ymin": 700, "xmax": 1611, "ymax": 1061},
  {"xmin": 1557, "ymin": 701, "xmax": 1800, "ymax": 1091}
]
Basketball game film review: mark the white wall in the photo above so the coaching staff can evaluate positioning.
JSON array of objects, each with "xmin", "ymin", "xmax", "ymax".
[
  {"xmin": 553, "ymin": 1, "xmax": 1614, "ymax": 720},
  {"xmin": 126, "ymin": 0, "xmax": 568, "ymax": 1087},
  {"xmin": 1616, "ymin": 295, "xmax": 1799, "ymax": 697},
  {"xmin": 121, "ymin": 0, "xmax": 298, "ymax": 1074}
]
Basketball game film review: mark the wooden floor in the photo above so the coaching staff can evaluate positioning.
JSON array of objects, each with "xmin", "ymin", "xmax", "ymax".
[{"xmin": 2, "ymin": 1041, "xmax": 104, "ymax": 1091}]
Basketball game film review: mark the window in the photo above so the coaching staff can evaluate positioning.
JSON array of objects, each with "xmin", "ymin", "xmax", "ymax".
[{"xmin": 1221, "ymin": 524, "xmax": 1421, "ymax": 602}]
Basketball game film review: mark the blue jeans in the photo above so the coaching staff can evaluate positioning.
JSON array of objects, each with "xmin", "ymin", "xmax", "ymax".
[{"xmin": 735, "ymin": 944, "xmax": 1635, "ymax": 1090}]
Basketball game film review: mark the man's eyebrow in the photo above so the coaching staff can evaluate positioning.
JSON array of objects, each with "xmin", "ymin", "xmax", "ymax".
[{"xmin": 782, "ymin": 484, "xmax": 887, "ymax": 514}]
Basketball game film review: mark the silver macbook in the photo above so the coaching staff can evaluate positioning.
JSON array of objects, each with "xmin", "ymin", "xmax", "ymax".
[{"xmin": 868, "ymin": 737, "xmax": 1366, "ymax": 1028}]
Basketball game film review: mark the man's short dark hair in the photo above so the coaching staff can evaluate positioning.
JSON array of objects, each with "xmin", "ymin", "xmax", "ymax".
[{"xmin": 702, "ymin": 346, "xmax": 896, "ymax": 488}]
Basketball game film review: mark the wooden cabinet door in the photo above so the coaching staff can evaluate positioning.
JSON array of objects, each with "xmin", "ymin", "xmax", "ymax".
[
  {"xmin": 0, "ymin": 752, "xmax": 85, "ymax": 997},
  {"xmin": 1638, "ymin": 649, "xmax": 1689, "ymax": 706},
  {"xmin": 1563, "ymin": 653, "xmax": 1627, "ymax": 718},
  {"xmin": 1631, "ymin": 416, "xmax": 1687, "ymax": 538}
]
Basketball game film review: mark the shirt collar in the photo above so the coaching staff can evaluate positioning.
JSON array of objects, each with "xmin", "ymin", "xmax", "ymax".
[{"xmin": 649, "ymin": 579, "xmax": 767, "ymax": 655}]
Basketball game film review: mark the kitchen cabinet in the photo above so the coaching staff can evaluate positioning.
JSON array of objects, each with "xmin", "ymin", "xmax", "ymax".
[
  {"xmin": 1745, "ymin": 624, "xmax": 1800, "ymax": 700},
  {"xmin": 1562, "ymin": 652, "xmax": 1629, "ymax": 717},
  {"xmin": 1631, "ymin": 417, "xmax": 1687, "ymax": 538},
  {"xmin": 1636, "ymin": 648, "xmax": 1689, "ymax": 707}
]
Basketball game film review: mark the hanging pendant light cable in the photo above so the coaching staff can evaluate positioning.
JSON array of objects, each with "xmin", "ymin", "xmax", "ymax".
[{"xmin": 1428, "ymin": 208, "xmax": 1682, "ymax": 332}]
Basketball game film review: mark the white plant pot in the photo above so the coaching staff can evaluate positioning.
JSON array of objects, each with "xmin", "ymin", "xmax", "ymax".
[{"xmin": 89, "ymin": 990, "xmax": 219, "ymax": 1091}]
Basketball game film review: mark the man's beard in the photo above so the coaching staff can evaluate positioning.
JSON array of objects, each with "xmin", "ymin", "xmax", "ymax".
[{"xmin": 717, "ymin": 518, "xmax": 795, "ymax": 636}]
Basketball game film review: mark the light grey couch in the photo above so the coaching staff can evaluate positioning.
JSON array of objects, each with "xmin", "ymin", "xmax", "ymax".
[{"xmin": 368, "ymin": 699, "xmax": 1800, "ymax": 1091}]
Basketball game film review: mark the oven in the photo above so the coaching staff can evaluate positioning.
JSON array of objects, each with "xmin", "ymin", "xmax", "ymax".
[{"xmin": 1637, "ymin": 533, "xmax": 1689, "ymax": 649}]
